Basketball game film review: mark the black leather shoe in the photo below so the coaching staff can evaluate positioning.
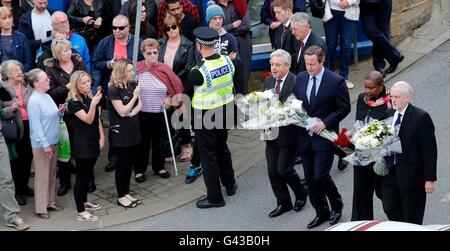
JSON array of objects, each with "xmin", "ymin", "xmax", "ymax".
[
  {"xmin": 57, "ymin": 185, "xmax": 71, "ymax": 196},
  {"xmin": 293, "ymin": 199, "xmax": 306, "ymax": 211},
  {"xmin": 24, "ymin": 186, "xmax": 34, "ymax": 197},
  {"xmin": 104, "ymin": 162, "xmax": 116, "ymax": 172},
  {"xmin": 225, "ymin": 183, "xmax": 237, "ymax": 196},
  {"xmin": 294, "ymin": 156, "xmax": 302, "ymax": 165},
  {"xmin": 268, "ymin": 204, "xmax": 293, "ymax": 217},
  {"xmin": 15, "ymin": 195, "xmax": 26, "ymax": 206},
  {"xmin": 376, "ymin": 68, "xmax": 386, "ymax": 78},
  {"xmin": 385, "ymin": 54, "xmax": 404, "ymax": 74},
  {"xmin": 88, "ymin": 181, "xmax": 96, "ymax": 193},
  {"xmin": 337, "ymin": 158, "xmax": 348, "ymax": 171},
  {"xmin": 135, "ymin": 175, "xmax": 146, "ymax": 183},
  {"xmin": 196, "ymin": 198, "xmax": 225, "ymax": 208},
  {"xmin": 307, "ymin": 215, "xmax": 330, "ymax": 229},
  {"xmin": 329, "ymin": 210, "xmax": 342, "ymax": 225}
]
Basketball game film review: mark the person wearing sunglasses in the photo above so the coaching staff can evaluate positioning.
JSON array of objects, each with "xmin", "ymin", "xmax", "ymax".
[
  {"xmin": 92, "ymin": 14, "xmax": 143, "ymax": 174},
  {"xmin": 166, "ymin": 0, "xmax": 198, "ymax": 42},
  {"xmin": 158, "ymin": 15, "xmax": 195, "ymax": 165},
  {"xmin": 133, "ymin": 38, "xmax": 183, "ymax": 183}
]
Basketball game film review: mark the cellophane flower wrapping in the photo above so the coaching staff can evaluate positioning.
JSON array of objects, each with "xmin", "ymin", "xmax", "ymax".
[
  {"xmin": 237, "ymin": 92, "xmax": 338, "ymax": 142},
  {"xmin": 343, "ymin": 117, "xmax": 402, "ymax": 176}
]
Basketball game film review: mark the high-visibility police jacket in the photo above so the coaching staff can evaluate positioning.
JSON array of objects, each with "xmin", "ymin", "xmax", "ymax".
[{"xmin": 192, "ymin": 54, "xmax": 235, "ymax": 110}]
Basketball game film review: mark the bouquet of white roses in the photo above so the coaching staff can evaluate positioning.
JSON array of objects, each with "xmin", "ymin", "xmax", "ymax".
[
  {"xmin": 344, "ymin": 118, "xmax": 402, "ymax": 176},
  {"xmin": 238, "ymin": 93, "xmax": 338, "ymax": 142}
]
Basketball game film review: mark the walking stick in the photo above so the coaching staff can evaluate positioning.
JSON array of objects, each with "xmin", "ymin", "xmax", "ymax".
[{"xmin": 163, "ymin": 108, "xmax": 179, "ymax": 176}]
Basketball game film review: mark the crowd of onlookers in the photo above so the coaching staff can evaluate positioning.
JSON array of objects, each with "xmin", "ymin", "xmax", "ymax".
[{"xmin": 0, "ymin": 0, "xmax": 410, "ymax": 231}]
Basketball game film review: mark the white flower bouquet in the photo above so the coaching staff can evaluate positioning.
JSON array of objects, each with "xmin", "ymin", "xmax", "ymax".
[
  {"xmin": 344, "ymin": 118, "xmax": 402, "ymax": 176},
  {"xmin": 238, "ymin": 92, "xmax": 338, "ymax": 142}
]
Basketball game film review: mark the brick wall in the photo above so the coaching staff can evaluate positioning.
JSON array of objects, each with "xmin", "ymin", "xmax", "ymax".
[{"xmin": 391, "ymin": 0, "xmax": 433, "ymax": 44}]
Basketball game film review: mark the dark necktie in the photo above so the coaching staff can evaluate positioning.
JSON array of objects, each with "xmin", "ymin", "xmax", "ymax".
[
  {"xmin": 275, "ymin": 79, "xmax": 282, "ymax": 95},
  {"xmin": 385, "ymin": 113, "xmax": 402, "ymax": 167},
  {"xmin": 309, "ymin": 76, "xmax": 316, "ymax": 104},
  {"xmin": 297, "ymin": 41, "xmax": 304, "ymax": 63}
]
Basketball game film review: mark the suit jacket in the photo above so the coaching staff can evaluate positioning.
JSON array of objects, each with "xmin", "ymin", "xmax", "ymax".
[
  {"xmin": 263, "ymin": 72, "xmax": 298, "ymax": 146},
  {"xmin": 294, "ymin": 68, "xmax": 350, "ymax": 151},
  {"xmin": 158, "ymin": 36, "xmax": 195, "ymax": 83},
  {"xmin": 395, "ymin": 104, "xmax": 437, "ymax": 189},
  {"xmin": 274, "ymin": 23, "xmax": 299, "ymax": 59},
  {"xmin": 292, "ymin": 31, "xmax": 327, "ymax": 74}
]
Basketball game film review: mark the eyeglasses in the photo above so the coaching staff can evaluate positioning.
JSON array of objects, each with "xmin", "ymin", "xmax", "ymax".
[
  {"xmin": 145, "ymin": 51, "xmax": 158, "ymax": 56},
  {"xmin": 164, "ymin": 25, "xmax": 178, "ymax": 32},
  {"xmin": 112, "ymin": 25, "xmax": 128, "ymax": 31}
]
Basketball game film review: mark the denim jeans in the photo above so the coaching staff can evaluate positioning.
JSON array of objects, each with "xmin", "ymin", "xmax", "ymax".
[{"xmin": 323, "ymin": 9, "xmax": 356, "ymax": 80}]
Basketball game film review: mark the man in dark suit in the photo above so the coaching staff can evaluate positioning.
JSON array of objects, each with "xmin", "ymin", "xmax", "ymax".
[
  {"xmin": 272, "ymin": 0, "xmax": 298, "ymax": 56},
  {"xmin": 381, "ymin": 81, "xmax": 437, "ymax": 224},
  {"xmin": 290, "ymin": 12, "xmax": 327, "ymax": 75},
  {"xmin": 263, "ymin": 49, "xmax": 308, "ymax": 218},
  {"xmin": 294, "ymin": 45, "xmax": 350, "ymax": 228}
]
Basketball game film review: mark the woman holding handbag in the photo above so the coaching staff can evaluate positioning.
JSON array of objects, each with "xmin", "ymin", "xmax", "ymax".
[
  {"xmin": 0, "ymin": 60, "xmax": 33, "ymax": 206},
  {"xmin": 67, "ymin": 71, "xmax": 104, "ymax": 221},
  {"xmin": 26, "ymin": 68, "xmax": 66, "ymax": 219}
]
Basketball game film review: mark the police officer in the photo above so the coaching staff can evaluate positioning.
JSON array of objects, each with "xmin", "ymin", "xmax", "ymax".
[{"xmin": 184, "ymin": 27, "xmax": 238, "ymax": 208}]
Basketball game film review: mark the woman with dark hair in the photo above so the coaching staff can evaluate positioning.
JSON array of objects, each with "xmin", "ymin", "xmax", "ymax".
[
  {"xmin": 351, "ymin": 70, "xmax": 394, "ymax": 221},
  {"xmin": 0, "ymin": 60, "xmax": 33, "ymax": 206},
  {"xmin": 108, "ymin": 58, "xmax": 142, "ymax": 208},
  {"xmin": 158, "ymin": 15, "xmax": 194, "ymax": 162},
  {"xmin": 128, "ymin": 1, "xmax": 156, "ymax": 40},
  {"xmin": 26, "ymin": 68, "xmax": 65, "ymax": 219},
  {"xmin": 44, "ymin": 38, "xmax": 88, "ymax": 197},
  {"xmin": 134, "ymin": 38, "xmax": 183, "ymax": 182},
  {"xmin": 67, "ymin": 70, "xmax": 104, "ymax": 221}
]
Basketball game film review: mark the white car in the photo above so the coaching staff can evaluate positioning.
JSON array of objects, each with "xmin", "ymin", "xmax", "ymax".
[{"xmin": 325, "ymin": 220, "xmax": 450, "ymax": 231}]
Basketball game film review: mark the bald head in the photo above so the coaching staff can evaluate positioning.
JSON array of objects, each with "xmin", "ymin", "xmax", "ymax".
[{"xmin": 113, "ymin": 15, "xmax": 129, "ymax": 26}]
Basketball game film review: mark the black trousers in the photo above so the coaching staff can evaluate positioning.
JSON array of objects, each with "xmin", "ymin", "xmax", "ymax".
[
  {"xmin": 190, "ymin": 139, "xmax": 200, "ymax": 167},
  {"xmin": 351, "ymin": 165, "xmax": 383, "ymax": 221},
  {"xmin": 134, "ymin": 112, "xmax": 166, "ymax": 175},
  {"xmin": 115, "ymin": 145, "xmax": 137, "ymax": 198},
  {"xmin": 195, "ymin": 128, "xmax": 235, "ymax": 203},
  {"xmin": 380, "ymin": 167, "xmax": 426, "ymax": 224},
  {"xmin": 265, "ymin": 141, "xmax": 307, "ymax": 207},
  {"xmin": 74, "ymin": 158, "xmax": 97, "ymax": 213},
  {"xmin": 360, "ymin": 0, "xmax": 401, "ymax": 69},
  {"xmin": 9, "ymin": 120, "xmax": 33, "ymax": 195},
  {"xmin": 300, "ymin": 150, "xmax": 343, "ymax": 217}
]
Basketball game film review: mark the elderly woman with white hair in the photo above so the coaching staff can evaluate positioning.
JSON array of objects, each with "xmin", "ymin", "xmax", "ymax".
[{"xmin": 0, "ymin": 60, "xmax": 33, "ymax": 206}]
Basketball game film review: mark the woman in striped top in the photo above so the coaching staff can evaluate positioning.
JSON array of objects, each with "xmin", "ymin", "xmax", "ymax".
[{"xmin": 134, "ymin": 38, "xmax": 183, "ymax": 183}]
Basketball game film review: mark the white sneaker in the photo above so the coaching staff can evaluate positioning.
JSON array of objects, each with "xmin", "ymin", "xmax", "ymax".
[{"xmin": 346, "ymin": 80, "xmax": 354, "ymax": 89}]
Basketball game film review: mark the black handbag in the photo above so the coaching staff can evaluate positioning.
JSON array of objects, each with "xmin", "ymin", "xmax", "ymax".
[
  {"xmin": 309, "ymin": 0, "xmax": 327, "ymax": 19},
  {"xmin": 163, "ymin": 132, "xmax": 182, "ymax": 158},
  {"xmin": 1, "ymin": 120, "xmax": 20, "ymax": 143}
]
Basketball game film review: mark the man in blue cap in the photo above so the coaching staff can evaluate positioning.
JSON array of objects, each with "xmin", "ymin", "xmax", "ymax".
[{"xmin": 183, "ymin": 26, "xmax": 239, "ymax": 208}]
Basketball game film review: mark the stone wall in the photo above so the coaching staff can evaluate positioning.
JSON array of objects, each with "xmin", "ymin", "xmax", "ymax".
[{"xmin": 391, "ymin": 0, "xmax": 433, "ymax": 45}]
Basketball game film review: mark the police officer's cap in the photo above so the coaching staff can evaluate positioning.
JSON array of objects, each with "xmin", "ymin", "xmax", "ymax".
[{"xmin": 193, "ymin": 27, "xmax": 219, "ymax": 46}]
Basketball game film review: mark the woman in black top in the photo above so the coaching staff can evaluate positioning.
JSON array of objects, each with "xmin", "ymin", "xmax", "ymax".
[
  {"xmin": 67, "ymin": 71, "xmax": 104, "ymax": 221},
  {"xmin": 108, "ymin": 59, "xmax": 142, "ymax": 208},
  {"xmin": 351, "ymin": 70, "xmax": 394, "ymax": 221}
]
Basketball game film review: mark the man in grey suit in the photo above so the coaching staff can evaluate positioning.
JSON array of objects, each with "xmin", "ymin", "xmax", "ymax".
[
  {"xmin": 290, "ymin": 12, "xmax": 327, "ymax": 75},
  {"xmin": 263, "ymin": 49, "xmax": 308, "ymax": 218}
]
